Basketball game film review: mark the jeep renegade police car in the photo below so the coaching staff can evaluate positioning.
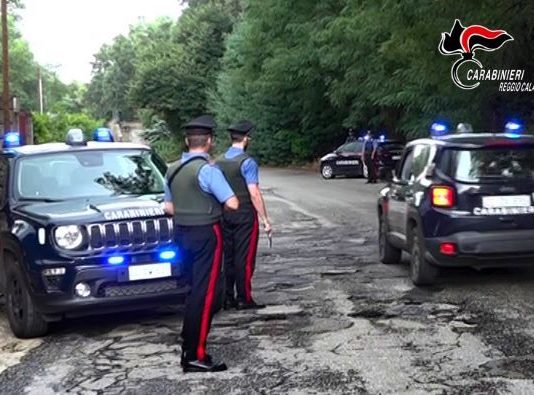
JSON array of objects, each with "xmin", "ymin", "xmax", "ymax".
[
  {"xmin": 378, "ymin": 122, "xmax": 534, "ymax": 285},
  {"xmin": 0, "ymin": 129, "xmax": 185, "ymax": 338}
]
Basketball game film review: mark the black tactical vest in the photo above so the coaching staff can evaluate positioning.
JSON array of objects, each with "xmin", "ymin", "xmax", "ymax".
[
  {"xmin": 217, "ymin": 153, "xmax": 253, "ymax": 210},
  {"xmin": 167, "ymin": 157, "xmax": 223, "ymax": 226}
]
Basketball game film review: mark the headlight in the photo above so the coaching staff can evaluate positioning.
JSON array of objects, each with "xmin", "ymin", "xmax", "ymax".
[{"xmin": 54, "ymin": 225, "xmax": 84, "ymax": 250}]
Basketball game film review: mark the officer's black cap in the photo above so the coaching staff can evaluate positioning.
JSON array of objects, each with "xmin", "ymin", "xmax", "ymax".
[
  {"xmin": 184, "ymin": 115, "xmax": 216, "ymax": 135},
  {"xmin": 228, "ymin": 120, "xmax": 255, "ymax": 135}
]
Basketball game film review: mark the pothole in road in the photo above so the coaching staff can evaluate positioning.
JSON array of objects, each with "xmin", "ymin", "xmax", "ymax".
[
  {"xmin": 482, "ymin": 356, "xmax": 534, "ymax": 380},
  {"xmin": 348, "ymin": 299, "xmax": 479, "ymax": 332}
]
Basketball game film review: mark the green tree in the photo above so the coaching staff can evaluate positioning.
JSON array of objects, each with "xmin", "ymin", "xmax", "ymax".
[
  {"xmin": 130, "ymin": 4, "xmax": 233, "ymax": 135},
  {"xmin": 212, "ymin": 0, "xmax": 534, "ymax": 164}
]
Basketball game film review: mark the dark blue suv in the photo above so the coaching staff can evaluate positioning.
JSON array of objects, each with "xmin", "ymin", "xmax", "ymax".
[
  {"xmin": 378, "ymin": 131, "xmax": 534, "ymax": 285},
  {"xmin": 0, "ymin": 130, "xmax": 186, "ymax": 338}
]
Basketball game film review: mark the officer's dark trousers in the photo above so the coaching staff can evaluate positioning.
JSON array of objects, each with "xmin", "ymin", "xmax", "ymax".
[
  {"xmin": 223, "ymin": 208, "xmax": 259, "ymax": 303},
  {"xmin": 365, "ymin": 155, "xmax": 377, "ymax": 182},
  {"xmin": 174, "ymin": 223, "xmax": 224, "ymax": 361}
]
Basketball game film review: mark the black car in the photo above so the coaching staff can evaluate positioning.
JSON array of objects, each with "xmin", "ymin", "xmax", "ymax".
[
  {"xmin": 320, "ymin": 139, "xmax": 404, "ymax": 180},
  {"xmin": 378, "ymin": 131, "xmax": 534, "ymax": 285},
  {"xmin": 0, "ymin": 130, "xmax": 186, "ymax": 338}
]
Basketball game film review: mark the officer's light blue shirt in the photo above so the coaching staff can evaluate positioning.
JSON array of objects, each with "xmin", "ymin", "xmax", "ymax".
[
  {"xmin": 224, "ymin": 146, "xmax": 259, "ymax": 185},
  {"xmin": 164, "ymin": 152, "xmax": 235, "ymax": 203}
]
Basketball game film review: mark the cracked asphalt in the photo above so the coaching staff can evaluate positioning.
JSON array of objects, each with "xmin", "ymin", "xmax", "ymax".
[{"xmin": 2, "ymin": 168, "xmax": 534, "ymax": 394}]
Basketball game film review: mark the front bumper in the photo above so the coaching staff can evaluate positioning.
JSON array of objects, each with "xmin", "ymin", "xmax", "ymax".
[
  {"xmin": 425, "ymin": 229, "xmax": 534, "ymax": 268},
  {"xmin": 28, "ymin": 252, "xmax": 188, "ymax": 318}
]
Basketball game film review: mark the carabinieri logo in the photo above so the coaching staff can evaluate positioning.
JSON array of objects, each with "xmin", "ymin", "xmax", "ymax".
[{"xmin": 439, "ymin": 19, "xmax": 513, "ymax": 90}]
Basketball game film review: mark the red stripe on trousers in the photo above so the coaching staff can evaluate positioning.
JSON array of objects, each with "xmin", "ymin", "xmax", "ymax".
[
  {"xmin": 197, "ymin": 223, "xmax": 223, "ymax": 361},
  {"xmin": 245, "ymin": 214, "xmax": 259, "ymax": 303}
]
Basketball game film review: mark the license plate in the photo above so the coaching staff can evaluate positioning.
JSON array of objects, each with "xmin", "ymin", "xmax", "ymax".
[
  {"xmin": 128, "ymin": 263, "xmax": 171, "ymax": 281},
  {"xmin": 392, "ymin": 155, "xmax": 401, "ymax": 160},
  {"xmin": 482, "ymin": 195, "xmax": 531, "ymax": 208}
]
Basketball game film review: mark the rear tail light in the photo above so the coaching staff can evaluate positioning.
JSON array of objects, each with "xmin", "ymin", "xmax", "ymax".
[
  {"xmin": 440, "ymin": 242, "xmax": 458, "ymax": 256},
  {"xmin": 431, "ymin": 186, "xmax": 455, "ymax": 208}
]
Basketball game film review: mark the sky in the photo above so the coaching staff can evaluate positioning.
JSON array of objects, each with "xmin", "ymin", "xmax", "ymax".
[{"xmin": 18, "ymin": 0, "xmax": 185, "ymax": 83}]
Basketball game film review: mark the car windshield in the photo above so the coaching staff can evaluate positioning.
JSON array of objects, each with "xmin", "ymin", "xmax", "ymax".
[
  {"xmin": 441, "ymin": 147, "xmax": 534, "ymax": 183},
  {"xmin": 16, "ymin": 150, "xmax": 165, "ymax": 201}
]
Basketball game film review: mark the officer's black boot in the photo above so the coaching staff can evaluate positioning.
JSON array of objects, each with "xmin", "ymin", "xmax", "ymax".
[
  {"xmin": 223, "ymin": 295, "xmax": 238, "ymax": 310},
  {"xmin": 181, "ymin": 351, "xmax": 228, "ymax": 373},
  {"xmin": 236, "ymin": 299, "xmax": 266, "ymax": 310}
]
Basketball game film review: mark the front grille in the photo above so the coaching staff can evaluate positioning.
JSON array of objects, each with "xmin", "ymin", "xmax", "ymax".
[
  {"xmin": 98, "ymin": 279, "xmax": 178, "ymax": 298},
  {"xmin": 87, "ymin": 218, "xmax": 174, "ymax": 250}
]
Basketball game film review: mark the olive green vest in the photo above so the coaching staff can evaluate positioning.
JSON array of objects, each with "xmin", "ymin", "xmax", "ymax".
[
  {"xmin": 167, "ymin": 157, "xmax": 222, "ymax": 226},
  {"xmin": 217, "ymin": 153, "xmax": 253, "ymax": 210}
]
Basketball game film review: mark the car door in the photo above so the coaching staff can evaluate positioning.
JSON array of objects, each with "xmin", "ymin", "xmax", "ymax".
[
  {"xmin": 389, "ymin": 145, "xmax": 431, "ymax": 239},
  {"xmin": 388, "ymin": 148, "xmax": 414, "ymax": 238},
  {"xmin": 335, "ymin": 142, "xmax": 362, "ymax": 176}
]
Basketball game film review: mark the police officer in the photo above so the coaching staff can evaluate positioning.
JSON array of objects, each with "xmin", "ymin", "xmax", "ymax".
[
  {"xmin": 217, "ymin": 120, "xmax": 272, "ymax": 310},
  {"xmin": 361, "ymin": 130, "xmax": 378, "ymax": 183},
  {"xmin": 345, "ymin": 128, "xmax": 357, "ymax": 143},
  {"xmin": 164, "ymin": 115, "xmax": 239, "ymax": 373}
]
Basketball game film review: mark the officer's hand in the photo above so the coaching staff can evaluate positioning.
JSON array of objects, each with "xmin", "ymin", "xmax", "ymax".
[{"xmin": 264, "ymin": 220, "xmax": 273, "ymax": 236}]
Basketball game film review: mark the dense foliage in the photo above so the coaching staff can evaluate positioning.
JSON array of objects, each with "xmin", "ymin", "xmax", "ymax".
[
  {"xmin": 32, "ymin": 112, "xmax": 103, "ymax": 144},
  {"xmin": 87, "ymin": 0, "xmax": 534, "ymax": 164}
]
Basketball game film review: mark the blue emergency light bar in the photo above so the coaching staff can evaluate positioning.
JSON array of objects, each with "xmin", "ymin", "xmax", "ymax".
[
  {"xmin": 3, "ymin": 131, "xmax": 21, "ymax": 148},
  {"xmin": 93, "ymin": 128, "xmax": 114, "ymax": 142},
  {"xmin": 430, "ymin": 122, "xmax": 449, "ymax": 137}
]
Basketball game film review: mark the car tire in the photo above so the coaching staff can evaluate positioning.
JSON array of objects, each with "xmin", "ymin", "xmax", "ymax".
[
  {"xmin": 409, "ymin": 231, "xmax": 439, "ymax": 286},
  {"xmin": 379, "ymin": 214, "xmax": 401, "ymax": 264},
  {"xmin": 4, "ymin": 252, "xmax": 48, "ymax": 338},
  {"xmin": 321, "ymin": 164, "xmax": 335, "ymax": 179}
]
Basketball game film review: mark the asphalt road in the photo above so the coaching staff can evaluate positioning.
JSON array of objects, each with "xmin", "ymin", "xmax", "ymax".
[{"xmin": 2, "ymin": 168, "xmax": 534, "ymax": 394}]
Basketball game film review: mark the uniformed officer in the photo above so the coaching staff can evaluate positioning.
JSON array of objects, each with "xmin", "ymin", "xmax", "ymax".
[
  {"xmin": 164, "ymin": 115, "xmax": 239, "ymax": 373},
  {"xmin": 345, "ymin": 128, "xmax": 357, "ymax": 143},
  {"xmin": 361, "ymin": 130, "xmax": 378, "ymax": 183},
  {"xmin": 217, "ymin": 120, "xmax": 272, "ymax": 310}
]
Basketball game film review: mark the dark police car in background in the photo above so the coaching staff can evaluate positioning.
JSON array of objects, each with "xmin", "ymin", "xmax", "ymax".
[
  {"xmin": 0, "ymin": 129, "xmax": 185, "ymax": 338},
  {"xmin": 320, "ymin": 138, "xmax": 404, "ymax": 180},
  {"xmin": 378, "ymin": 122, "xmax": 534, "ymax": 285}
]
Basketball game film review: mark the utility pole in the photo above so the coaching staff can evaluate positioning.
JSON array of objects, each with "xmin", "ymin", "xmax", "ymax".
[
  {"xmin": 38, "ymin": 66, "xmax": 43, "ymax": 113},
  {"xmin": 1, "ymin": 0, "xmax": 9, "ymax": 135}
]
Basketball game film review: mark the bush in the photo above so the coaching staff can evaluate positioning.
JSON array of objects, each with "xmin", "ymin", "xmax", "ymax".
[{"xmin": 33, "ymin": 112, "xmax": 104, "ymax": 144}]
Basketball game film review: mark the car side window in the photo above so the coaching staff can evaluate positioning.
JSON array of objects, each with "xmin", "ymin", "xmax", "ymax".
[
  {"xmin": 343, "ymin": 142, "xmax": 358, "ymax": 152},
  {"xmin": 400, "ymin": 150, "xmax": 415, "ymax": 181},
  {"xmin": 411, "ymin": 144, "xmax": 431, "ymax": 178},
  {"xmin": 151, "ymin": 152, "xmax": 168, "ymax": 175},
  {"xmin": 399, "ymin": 145, "xmax": 431, "ymax": 182}
]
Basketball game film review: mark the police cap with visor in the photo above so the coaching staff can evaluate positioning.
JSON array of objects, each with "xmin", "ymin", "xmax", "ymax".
[
  {"xmin": 228, "ymin": 120, "xmax": 255, "ymax": 135},
  {"xmin": 185, "ymin": 115, "xmax": 216, "ymax": 135}
]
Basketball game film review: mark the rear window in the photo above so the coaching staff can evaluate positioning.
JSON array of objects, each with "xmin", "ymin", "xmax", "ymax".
[{"xmin": 440, "ymin": 147, "xmax": 534, "ymax": 183}]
